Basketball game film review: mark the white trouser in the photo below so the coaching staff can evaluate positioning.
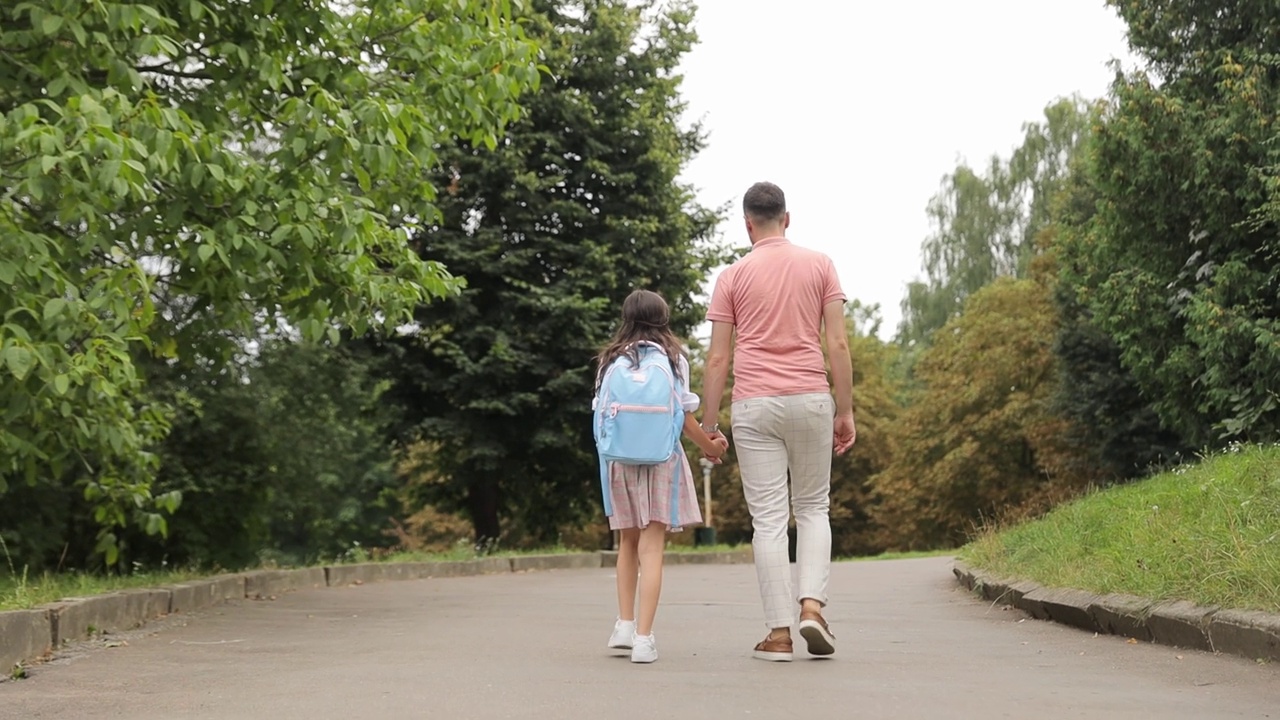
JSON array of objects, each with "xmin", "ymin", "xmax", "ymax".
[{"xmin": 731, "ymin": 392, "xmax": 834, "ymax": 629}]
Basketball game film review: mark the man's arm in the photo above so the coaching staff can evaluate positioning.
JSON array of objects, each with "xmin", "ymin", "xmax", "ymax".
[
  {"xmin": 822, "ymin": 299, "xmax": 857, "ymax": 454},
  {"xmin": 699, "ymin": 321, "xmax": 733, "ymax": 433}
]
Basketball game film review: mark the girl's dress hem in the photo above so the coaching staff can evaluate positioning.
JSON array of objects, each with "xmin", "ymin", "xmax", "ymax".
[{"xmin": 605, "ymin": 452, "xmax": 703, "ymax": 532}]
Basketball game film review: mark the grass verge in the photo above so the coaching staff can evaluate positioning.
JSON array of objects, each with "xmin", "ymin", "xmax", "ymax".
[
  {"xmin": 843, "ymin": 549, "xmax": 956, "ymax": 562},
  {"xmin": 0, "ymin": 569, "xmax": 205, "ymax": 612},
  {"xmin": 961, "ymin": 443, "xmax": 1280, "ymax": 612},
  {"xmin": 1, "ymin": 542, "xmax": 750, "ymax": 612}
]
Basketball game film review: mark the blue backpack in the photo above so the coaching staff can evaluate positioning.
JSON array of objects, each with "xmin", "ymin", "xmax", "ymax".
[{"xmin": 593, "ymin": 344, "xmax": 684, "ymax": 521}]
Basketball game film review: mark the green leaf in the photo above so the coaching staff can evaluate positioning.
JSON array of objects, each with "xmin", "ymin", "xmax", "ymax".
[
  {"xmin": 41, "ymin": 13, "xmax": 63, "ymax": 35},
  {"xmin": 47, "ymin": 74, "xmax": 69, "ymax": 98},
  {"xmin": 1, "ymin": 345, "xmax": 36, "ymax": 381},
  {"xmin": 69, "ymin": 20, "xmax": 86, "ymax": 45},
  {"xmin": 197, "ymin": 243, "xmax": 215, "ymax": 263},
  {"xmin": 52, "ymin": 374, "xmax": 70, "ymax": 395},
  {"xmin": 43, "ymin": 297, "xmax": 66, "ymax": 322}
]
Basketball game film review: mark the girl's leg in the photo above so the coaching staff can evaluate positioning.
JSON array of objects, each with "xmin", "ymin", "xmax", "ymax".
[
  {"xmin": 616, "ymin": 528, "xmax": 641, "ymax": 621},
  {"xmin": 635, "ymin": 522, "xmax": 668, "ymax": 636}
]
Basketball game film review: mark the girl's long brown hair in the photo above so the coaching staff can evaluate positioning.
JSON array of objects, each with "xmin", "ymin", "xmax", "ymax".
[{"xmin": 596, "ymin": 290, "xmax": 686, "ymax": 388}]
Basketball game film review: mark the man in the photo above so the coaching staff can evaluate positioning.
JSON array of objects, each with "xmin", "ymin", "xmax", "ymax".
[{"xmin": 699, "ymin": 181, "xmax": 856, "ymax": 662}]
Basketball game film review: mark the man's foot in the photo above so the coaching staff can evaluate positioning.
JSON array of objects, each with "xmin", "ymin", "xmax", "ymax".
[
  {"xmin": 631, "ymin": 633, "xmax": 657, "ymax": 663},
  {"xmin": 798, "ymin": 610, "xmax": 835, "ymax": 656},
  {"xmin": 608, "ymin": 619, "xmax": 635, "ymax": 650},
  {"xmin": 752, "ymin": 633, "xmax": 793, "ymax": 662}
]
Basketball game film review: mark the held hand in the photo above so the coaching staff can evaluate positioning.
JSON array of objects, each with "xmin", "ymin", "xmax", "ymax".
[
  {"xmin": 833, "ymin": 412, "xmax": 857, "ymax": 455},
  {"xmin": 702, "ymin": 433, "xmax": 729, "ymax": 463}
]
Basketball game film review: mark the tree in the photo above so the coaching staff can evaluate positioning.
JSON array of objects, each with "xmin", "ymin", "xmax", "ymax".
[
  {"xmin": 873, "ymin": 270, "xmax": 1094, "ymax": 550},
  {"xmin": 1050, "ymin": 161, "xmax": 1188, "ymax": 480},
  {"xmin": 1058, "ymin": 0, "xmax": 1280, "ymax": 446},
  {"xmin": 897, "ymin": 98, "xmax": 1092, "ymax": 352},
  {"xmin": 374, "ymin": 0, "xmax": 726, "ymax": 544},
  {"xmin": 141, "ymin": 341, "xmax": 402, "ymax": 570},
  {"xmin": 828, "ymin": 303, "xmax": 901, "ymax": 557},
  {"xmin": 0, "ymin": 0, "xmax": 541, "ymax": 562}
]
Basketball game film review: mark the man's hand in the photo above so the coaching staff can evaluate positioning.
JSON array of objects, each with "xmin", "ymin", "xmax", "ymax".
[{"xmin": 833, "ymin": 412, "xmax": 857, "ymax": 455}]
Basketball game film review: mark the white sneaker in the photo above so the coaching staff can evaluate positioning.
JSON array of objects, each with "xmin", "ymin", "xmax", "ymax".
[
  {"xmin": 608, "ymin": 619, "xmax": 635, "ymax": 650},
  {"xmin": 631, "ymin": 633, "xmax": 657, "ymax": 663}
]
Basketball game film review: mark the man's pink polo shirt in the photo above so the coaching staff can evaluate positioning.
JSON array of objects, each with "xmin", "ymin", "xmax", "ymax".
[{"xmin": 706, "ymin": 236, "xmax": 846, "ymax": 402}]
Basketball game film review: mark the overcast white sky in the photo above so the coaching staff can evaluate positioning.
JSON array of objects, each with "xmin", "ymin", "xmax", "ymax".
[{"xmin": 676, "ymin": 0, "xmax": 1138, "ymax": 339}]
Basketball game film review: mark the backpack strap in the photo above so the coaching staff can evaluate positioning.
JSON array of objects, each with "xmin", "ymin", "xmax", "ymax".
[
  {"xmin": 667, "ymin": 455, "xmax": 681, "ymax": 527},
  {"xmin": 600, "ymin": 455, "xmax": 614, "ymax": 517}
]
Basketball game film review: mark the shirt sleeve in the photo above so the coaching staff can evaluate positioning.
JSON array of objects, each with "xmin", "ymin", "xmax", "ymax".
[
  {"xmin": 822, "ymin": 256, "xmax": 847, "ymax": 306},
  {"xmin": 677, "ymin": 355, "xmax": 699, "ymax": 413},
  {"xmin": 705, "ymin": 268, "xmax": 735, "ymax": 324}
]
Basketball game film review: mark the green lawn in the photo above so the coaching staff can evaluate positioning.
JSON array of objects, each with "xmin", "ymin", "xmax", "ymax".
[{"xmin": 962, "ymin": 443, "xmax": 1280, "ymax": 612}]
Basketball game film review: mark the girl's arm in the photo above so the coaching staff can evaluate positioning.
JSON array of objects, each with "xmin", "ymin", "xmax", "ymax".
[{"xmin": 683, "ymin": 412, "xmax": 728, "ymax": 460}]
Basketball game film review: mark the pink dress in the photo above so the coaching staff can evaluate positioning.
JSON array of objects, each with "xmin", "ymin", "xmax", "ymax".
[{"xmin": 606, "ymin": 451, "xmax": 703, "ymax": 532}]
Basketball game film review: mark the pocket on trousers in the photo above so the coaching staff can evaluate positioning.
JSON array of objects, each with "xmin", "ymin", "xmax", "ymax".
[
  {"xmin": 804, "ymin": 395, "xmax": 833, "ymax": 417},
  {"xmin": 730, "ymin": 399, "xmax": 761, "ymax": 432}
]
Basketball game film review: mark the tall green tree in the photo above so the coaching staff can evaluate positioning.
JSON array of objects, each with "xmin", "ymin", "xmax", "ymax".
[
  {"xmin": 874, "ymin": 269, "xmax": 1094, "ymax": 550},
  {"xmin": 140, "ymin": 341, "xmax": 401, "ymax": 570},
  {"xmin": 0, "ymin": 0, "xmax": 540, "ymax": 562},
  {"xmin": 828, "ymin": 303, "xmax": 901, "ymax": 557},
  {"xmin": 897, "ymin": 97, "xmax": 1092, "ymax": 351},
  {"xmin": 1058, "ymin": 0, "xmax": 1280, "ymax": 446},
  {"xmin": 1050, "ymin": 159, "xmax": 1188, "ymax": 479},
  {"xmin": 373, "ymin": 0, "xmax": 725, "ymax": 544}
]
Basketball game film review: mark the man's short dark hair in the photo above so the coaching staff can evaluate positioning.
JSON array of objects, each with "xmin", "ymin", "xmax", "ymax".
[{"xmin": 743, "ymin": 182, "xmax": 786, "ymax": 221}]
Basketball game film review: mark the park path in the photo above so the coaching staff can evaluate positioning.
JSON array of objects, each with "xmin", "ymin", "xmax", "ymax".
[{"xmin": 1, "ymin": 556, "xmax": 1275, "ymax": 719}]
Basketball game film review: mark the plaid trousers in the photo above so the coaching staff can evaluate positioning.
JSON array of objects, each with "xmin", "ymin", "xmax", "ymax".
[{"xmin": 731, "ymin": 393, "xmax": 834, "ymax": 629}]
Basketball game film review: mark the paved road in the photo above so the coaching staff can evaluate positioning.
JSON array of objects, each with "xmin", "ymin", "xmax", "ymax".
[{"xmin": 1, "ymin": 557, "xmax": 1275, "ymax": 719}]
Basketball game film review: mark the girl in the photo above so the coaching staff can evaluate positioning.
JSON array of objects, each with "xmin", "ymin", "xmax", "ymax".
[{"xmin": 595, "ymin": 289, "xmax": 728, "ymax": 663}]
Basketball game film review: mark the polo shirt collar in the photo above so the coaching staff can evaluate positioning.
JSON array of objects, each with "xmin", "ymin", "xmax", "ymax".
[{"xmin": 751, "ymin": 236, "xmax": 790, "ymax": 250}]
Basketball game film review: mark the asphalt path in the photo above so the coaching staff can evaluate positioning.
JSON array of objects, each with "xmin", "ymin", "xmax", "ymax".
[{"xmin": 2, "ymin": 557, "xmax": 1275, "ymax": 719}]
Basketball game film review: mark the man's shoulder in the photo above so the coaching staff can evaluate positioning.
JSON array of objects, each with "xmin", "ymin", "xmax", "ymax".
[{"xmin": 786, "ymin": 242, "xmax": 833, "ymax": 264}]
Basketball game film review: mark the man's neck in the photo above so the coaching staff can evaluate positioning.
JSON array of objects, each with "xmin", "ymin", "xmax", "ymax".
[{"xmin": 749, "ymin": 229, "xmax": 787, "ymax": 245}]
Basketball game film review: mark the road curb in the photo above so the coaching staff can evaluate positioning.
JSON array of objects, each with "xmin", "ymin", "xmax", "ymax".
[
  {"xmin": 0, "ymin": 610, "xmax": 51, "ymax": 674},
  {"xmin": 952, "ymin": 560, "xmax": 1280, "ymax": 663},
  {"xmin": 2, "ymin": 549, "xmax": 749, "ymax": 673},
  {"xmin": 243, "ymin": 568, "xmax": 327, "ymax": 600},
  {"xmin": 599, "ymin": 548, "xmax": 754, "ymax": 568}
]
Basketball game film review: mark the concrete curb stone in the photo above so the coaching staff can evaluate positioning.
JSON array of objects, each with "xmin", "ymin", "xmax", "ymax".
[
  {"xmin": 419, "ymin": 561, "xmax": 471, "ymax": 578},
  {"xmin": 667, "ymin": 550, "xmax": 754, "ymax": 565},
  {"xmin": 326, "ymin": 562, "xmax": 442, "ymax": 586},
  {"xmin": 1089, "ymin": 593, "xmax": 1153, "ymax": 641},
  {"xmin": 116, "ymin": 589, "xmax": 172, "ymax": 626},
  {"xmin": 167, "ymin": 575, "xmax": 246, "ymax": 614},
  {"xmin": 953, "ymin": 561, "xmax": 1280, "ymax": 663},
  {"xmin": 510, "ymin": 554, "xmax": 601, "ymax": 573},
  {"xmin": 1020, "ymin": 587, "xmax": 1104, "ymax": 632},
  {"xmin": 1208, "ymin": 609, "xmax": 1280, "ymax": 661},
  {"xmin": 1146, "ymin": 600, "xmax": 1217, "ymax": 652},
  {"xmin": 600, "ymin": 549, "xmax": 753, "ymax": 569},
  {"xmin": 0, "ymin": 610, "xmax": 51, "ymax": 672},
  {"xmin": 243, "ymin": 568, "xmax": 327, "ymax": 599},
  {"xmin": 40, "ymin": 588, "xmax": 170, "ymax": 648}
]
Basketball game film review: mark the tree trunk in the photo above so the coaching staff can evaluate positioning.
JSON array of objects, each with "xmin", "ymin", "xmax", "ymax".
[{"xmin": 467, "ymin": 472, "xmax": 502, "ymax": 547}]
